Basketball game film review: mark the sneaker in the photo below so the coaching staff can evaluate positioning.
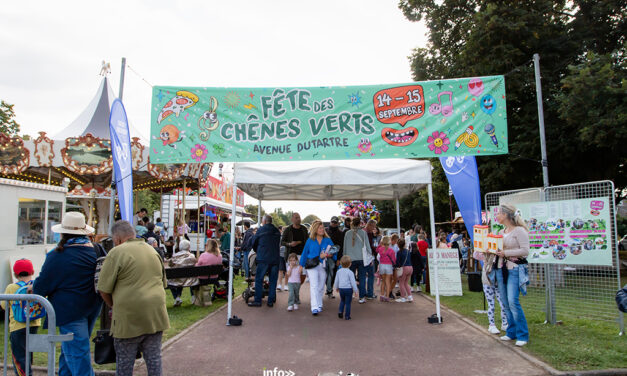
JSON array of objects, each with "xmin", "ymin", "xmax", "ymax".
[
  {"xmin": 380, "ymin": 296, "xmax": 385, "ymax": 302},
  {"xmin": 312, "ymin": 309, "xmax": 319, "ymax": 316},
  {"xmin": 318, "ymin": 307, "xmax": 323, "ymax": 312},
  {"xmin": 415, "ymin": 286, "xmax": 422, "ymax": 292},
  {"xmin": 366, "ymin": 295, "xmax": 377, "ymax": 300},
  {"xmin": 515, "ymin": 340, "xmax": 528, "ymax": 347},
  {"xmin": 407, "ymin": 295, "xmax": 414, "ymax": 302},
  {"xmin": 277, "ymin": 284, "xmax": 282, "ymax": 290},
  {"xmin": 358, "ymin": 298, "xmax": 366, "ymax": 304},
  {"xmin": 287, "ymin": 305, "xmax": 293, "ymax": 311},
  {"xmin": 283, "ymin": 285, "xmax": 288, "ymax": 291},
  {"xmin": 501, "ymin": 323, "xmax": 509, "ymax": 331},
  {"xmin": 338, "ymin": 312, "xmax": 343, "ymax": 319},
  {"xmin": 345, "ymin": 316, "xmax": 351, "ymax": 320},
  {"xmin": 174, "ymin": 298, "xmax": 182, "ymax": 307},
  {"xmin": 294, "ymin": 304, "xmax": 299, "ymax": 310},
  {"xmin": 488, "ymin": 325, "xmax": 501, "ymax": 334},
  {"xmin": 190, "ymin": 296, "xmax": 196, "ymax": 305},
  {"xmin": 500, "ymin": 335, "xmax": 513, "ymax": 341},
  {"xmin": 395, "ymin": 298, "xmax": 407, "ymax": 303}
]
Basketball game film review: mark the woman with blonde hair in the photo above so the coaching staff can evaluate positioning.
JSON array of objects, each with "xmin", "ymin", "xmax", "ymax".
[
  {"xmin": 300, "ymin": 220, "xmax": 334, "ymax": 315},
  {"xmin": 376, "ymin": 235, "xmax": 396, "ymax": 302},
  {"xmin": 494, "ymin": 204, "xmax": 530, "ymax": 347}
]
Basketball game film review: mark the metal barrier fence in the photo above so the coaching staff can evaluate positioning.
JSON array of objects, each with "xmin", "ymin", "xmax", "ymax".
[
  {"xmin": 0, "ymin": 294, "xmax": 73, "ymax": 376},
  {"xmin": 485, "ymin": 181, "xmax": 624, "ymax": 334}
]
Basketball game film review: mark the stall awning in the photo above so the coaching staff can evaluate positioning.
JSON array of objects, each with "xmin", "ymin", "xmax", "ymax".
[
  {"xmin": 233, "ymin": 159, "xmax": 432, "ymax": 201},
  {"xmin": 176, "ymin": 196, "xmax": 245, "ymax": 212}
]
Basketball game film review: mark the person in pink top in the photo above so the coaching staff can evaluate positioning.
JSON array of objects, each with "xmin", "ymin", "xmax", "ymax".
[
  {"xmin": 376, "ymin": 236, "xmax": 396, "ymax": 302},
  {"xmin": 196, "ymin": 239, "xmax": 222, "ymax": 280},
  {"xmin": 286, "ymin": 253, "xmax": 302, "ymax": 311}
]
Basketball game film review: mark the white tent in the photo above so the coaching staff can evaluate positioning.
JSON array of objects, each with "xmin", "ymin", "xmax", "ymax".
[{"xmin": 225, "ymin": 159, "xmax": 442, "ymax": 324}]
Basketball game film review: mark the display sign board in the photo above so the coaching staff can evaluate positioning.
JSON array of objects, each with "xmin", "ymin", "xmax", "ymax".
[
  {"xmin": 489, "ymin": 197, "xmax": 612, "ymax": 266},
  {"xmin": 150, "ymin": 76, "xmax": 508, "ymax": 163},
  {"xmin": 428, "ymin": 248, "xmax": 463, "ymax": 296}
]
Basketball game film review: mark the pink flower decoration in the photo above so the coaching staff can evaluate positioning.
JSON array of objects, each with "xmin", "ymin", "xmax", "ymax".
[
  {"xmin": 190, "ymin": 144, "xmax": 208, "ymax": 162},
  {"xmin": 427, "ymin": 131, "xmax": 450, "ymax": 155}
]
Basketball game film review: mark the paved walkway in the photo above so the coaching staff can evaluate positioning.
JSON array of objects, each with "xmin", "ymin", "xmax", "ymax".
[{"xmin": 138, "ymin": 282, "xmax": 547, "ymax": 376}]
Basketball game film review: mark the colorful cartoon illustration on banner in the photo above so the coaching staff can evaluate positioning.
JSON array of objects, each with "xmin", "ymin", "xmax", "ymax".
[
  {"xmin": 155, "ymin": 124, "xmax": 185, "ymax": 149},
  {"xmin": 484, "ymin": 123, "xmax": 498, "ymax": 147},
  {"xmin": 157, "ymin": 90, "xmax": 199, "ymax": 123},
  {"xmin": 427, "ymin": 131, "xmax": 450, "ymax": 155},
  {"xmin": 467, "ymin": 78, "xmax": 484, "ymax": 97},
  {"xmin": 381, "ymin": 127, "xmax": 418, "ymax": 147},
  {"xmin": 454, "ymin": 125, "xmax": 479, "ymax": 150},
  {"xmin": 197, "ymin": 96, "xmax": 220, "ymax": 141},
  {"xmin": 429, "ymin": 91, "xmax": 454, "ymax": 117},
  {"xmin": 480, "ymin": 94, "xmax": 497, "ymax": 115},
  {"xmin": 357, "ymin": 138, "xmax": 373, "ymax": 154}
]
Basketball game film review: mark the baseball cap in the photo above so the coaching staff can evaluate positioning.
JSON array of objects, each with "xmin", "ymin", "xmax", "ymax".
[
  {"xmin": 330, "ymin": 216, "xmax": 339, "ymax": 223},
  {"xmin": 13, "ymin": 259, "xmax": 34, "ymax": 276}
]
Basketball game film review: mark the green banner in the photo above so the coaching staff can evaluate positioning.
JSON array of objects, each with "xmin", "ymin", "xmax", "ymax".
[{"xmin": 150, "ymin": 76, "xmax": 507, "ymax": 163}]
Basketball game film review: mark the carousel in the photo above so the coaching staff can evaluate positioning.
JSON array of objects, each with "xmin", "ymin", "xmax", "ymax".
[{"xmin": 0, "ymin": 72, "xmax": 212, "ymax": 236}]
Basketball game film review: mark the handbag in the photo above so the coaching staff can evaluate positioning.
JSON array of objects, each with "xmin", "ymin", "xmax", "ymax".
[
  {"xmin": 93, "ymin": 329, "xmax": 142, "ymax": 364},
  {"xmin": 305, "ymin": 256, "xmax": 320, "ymax": 269},
  {"xmin": 359, "ymin": 232, "xmax": 374, "ymax": 267},
  {"xmin": 394, "ymin": 249, "xmax": 407, "ymax": 277}
]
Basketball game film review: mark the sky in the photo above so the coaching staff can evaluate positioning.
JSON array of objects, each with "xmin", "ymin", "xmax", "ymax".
[{"xmin": 0, "ymin": 0, "xmax": 428, "ymax": 220}]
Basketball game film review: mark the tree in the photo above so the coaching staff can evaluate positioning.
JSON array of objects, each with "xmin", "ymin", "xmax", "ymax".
[
  {"xmin": 244, "ymin": 204, "xmax": 265, "ymax": 221},
  {"xmin": 136, "ymin": 190, "xmax": 161, "ymax": 220},
  {"xmin": 0, "ymin": 100, "xmax": 20, "ymax": 135},
  {"xmin": 395, "ymin": 0, "xmax": 627, "ymax": 211},
  {"xmin": 302, "ymin": 214, "xmax": 320, "ymax": 224},
  {"xmin": 270, "ymin": 209, "xmax": 287, "ymax": 227}
]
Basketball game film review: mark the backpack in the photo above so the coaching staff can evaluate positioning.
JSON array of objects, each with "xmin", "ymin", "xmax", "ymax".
[
  {"xmin": 93, "ymin": 242, "xmax": 108, "ymax": 294},
  {"xmin": 11, "ymin": 281, "xmax": 46, "ymax": 323}
]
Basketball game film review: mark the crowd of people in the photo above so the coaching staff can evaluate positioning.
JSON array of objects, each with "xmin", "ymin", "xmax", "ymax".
[{"xmin": 2, "ymin": 204, "xmax": 530, "ymax": 375}]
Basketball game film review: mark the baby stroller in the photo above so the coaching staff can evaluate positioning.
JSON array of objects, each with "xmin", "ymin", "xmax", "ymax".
[
  {"xmin": 208, "ymin": 251, "xmax": 237, "ymax": 302},
  {"xmin": 241, "ymin": 250, "xmax": 269, "ymax": 303}
]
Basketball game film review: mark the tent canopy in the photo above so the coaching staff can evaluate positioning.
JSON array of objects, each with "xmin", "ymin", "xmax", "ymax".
[{"xmin": 233, "ymin": 159, "xmax": 432, "ymax": 201}]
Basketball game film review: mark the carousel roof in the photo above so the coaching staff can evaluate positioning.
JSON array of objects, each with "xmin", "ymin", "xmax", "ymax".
[{"xmin": 53, "ymin": 77, "xmax": 147, "ymax": 142}]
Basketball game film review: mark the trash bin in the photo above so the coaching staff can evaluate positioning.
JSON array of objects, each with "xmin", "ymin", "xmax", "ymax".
[{"xmin": 467, "ymin": 272, "xmax": 483, "ymax": 292}]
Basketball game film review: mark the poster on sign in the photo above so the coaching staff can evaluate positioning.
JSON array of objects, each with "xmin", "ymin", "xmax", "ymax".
[
  {"xmin": 428, "ymin": 248, "xmax": 463, "ymax": 296},
  {"xmin": 149, "ymin": 76, "xmax": 508, "ymax": 163},
  {"xmin": 489, "ymin": 197, "xmax": 612, "ymax": 266}
]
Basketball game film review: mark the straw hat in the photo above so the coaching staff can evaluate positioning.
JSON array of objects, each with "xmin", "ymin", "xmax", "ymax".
[{"xmin": 51, "ymin": 212, "xmax": 95, "ymax": 235}]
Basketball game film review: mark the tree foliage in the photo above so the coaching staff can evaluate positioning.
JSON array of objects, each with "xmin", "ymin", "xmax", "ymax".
[
  {"xmin": 377, "ymin": 0, "xmax": 627, "ymax": 228},
  {"xmin": 302, "ymin": 214, "xmax": 320, "ymax": 224},
  {"xmin": 0, "ymin": 100, "xmax": 20, "ymax": 135}
]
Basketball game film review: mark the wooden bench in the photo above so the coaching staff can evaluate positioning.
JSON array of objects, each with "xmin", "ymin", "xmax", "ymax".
[{"xmin": 165, "ymin": 265, "xmax": 225, "ymax": 280}]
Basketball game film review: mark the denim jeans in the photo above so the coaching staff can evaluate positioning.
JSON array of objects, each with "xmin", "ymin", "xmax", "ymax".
[
  {"xmin": 496, "ymin": 267, "xmax": 529, "ymax": 341},
  {"xmin": 324, "ymin": 259, "xmax": 336, "ymax": 294},
  {"xmin": 349, "ymin": 260, "xmax": 366, "ymax": 298},
  {"xmin": 242, "ymin": 250, "xmax": 250, "ymax": 278},
  {"xmin": 364, "ymin": 263, "xmax": 375, "ymax": 298},
  {"xmin": 338, "ymin": 288, "xmax": 353, "ymax": 318},
  {"xmin": 58, "ymin": 308, "xmax": 99, "ymax": 376},
  {"xmin": 254, "ymin": 262, "xmax": 279, "ymax": 304},
  {"xmin": 10, "ymin": 326, "xmax": 38, "ymax": 376}
]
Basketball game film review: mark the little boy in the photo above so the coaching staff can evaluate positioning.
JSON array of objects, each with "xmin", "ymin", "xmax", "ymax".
[
  {"xmin": 1, "ymin": 259, "xmax": 41, "ymax": 376},
  {"xmin": 334, "ymin": 255, "xmax": 359, "ymax": 320}
]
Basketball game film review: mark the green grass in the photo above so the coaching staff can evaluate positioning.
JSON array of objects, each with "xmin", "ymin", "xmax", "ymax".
[
  {"xmin": 438, "ymin": 275, "xmax": 626, "ymax": 371},
  {"xmin": 0, "ymin": 275, "xmax": 246, "ymax": 371}
]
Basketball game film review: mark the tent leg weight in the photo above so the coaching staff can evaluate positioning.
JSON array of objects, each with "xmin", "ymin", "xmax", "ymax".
[{"xmin": 428, "ymin": 313, "xmax": 442, "ymax": 324}]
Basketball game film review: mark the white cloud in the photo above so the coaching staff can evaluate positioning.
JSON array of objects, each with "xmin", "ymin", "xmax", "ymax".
[{"xmin": 1, "ymin": 0, "xmax": 427, "ymax": 220}]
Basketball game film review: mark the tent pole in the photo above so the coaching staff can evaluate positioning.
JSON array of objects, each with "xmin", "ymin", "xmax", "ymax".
[
  {"xmin": 182, "ymin": 179, "xmax": 186, "ymax": 224},
  {"xmin": 395, "ymin": 198, "xmax": 401, "ymax": 235},
  {"xmin": 258, "ymin": 200, "xmax": 262, "ymax": 225},
  {"xmin": 427, "ymin": 183, "xmax": 441, "ymax": 323},
  {"xmin": 227, "ymin": 174, "xmax": 237, "ymax": 325},
  {"xmin": 197, "ymin": 178, "xmax": 201, "ymax": 257}
]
